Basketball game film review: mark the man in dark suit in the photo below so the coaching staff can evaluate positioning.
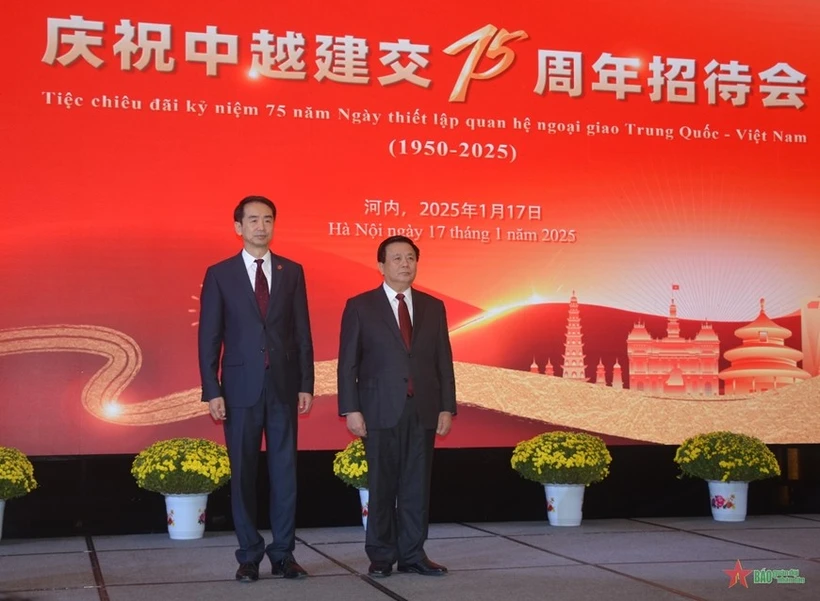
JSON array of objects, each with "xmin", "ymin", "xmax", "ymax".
[
  {"xmin": 198, "ymin": 195, "xmax": 314, "ymax": 583},
  {"xmin": 337, "ymin": 235, "xmax": 456, "ymax": 578}
]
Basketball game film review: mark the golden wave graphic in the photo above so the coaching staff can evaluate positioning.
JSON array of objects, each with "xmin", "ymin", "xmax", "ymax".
[{"xmin": 1, "ymin": 325, "xmax": 818, "ymax": 444}]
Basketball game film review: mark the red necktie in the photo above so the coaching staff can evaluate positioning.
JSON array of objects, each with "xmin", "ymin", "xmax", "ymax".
[
  {"xmin": 396, "ymin": 293, "xmax": 414, "ymax": 396},
  {"xmin": 255, "ymin": 259, "xmax": 270, "ymax": 366}
]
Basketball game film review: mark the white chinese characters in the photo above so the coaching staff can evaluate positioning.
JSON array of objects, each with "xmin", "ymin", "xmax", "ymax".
[{"xmin": 41, "ymin": 16, "xmax": 807, "ymax": 108}]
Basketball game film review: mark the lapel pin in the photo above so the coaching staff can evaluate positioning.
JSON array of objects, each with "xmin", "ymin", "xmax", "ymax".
[{"xmin": 277, "ymin": 264, "xmax": 283, "ymax": 270}]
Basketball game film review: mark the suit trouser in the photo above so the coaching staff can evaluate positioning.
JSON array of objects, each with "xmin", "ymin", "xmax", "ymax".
[
  {"xmin": 224, "ymin": 369, "xmax": 298, "ymax": 565},
  {"xmin": 364, "ymin": 397, "xmax": 436, "ymax": 564}
]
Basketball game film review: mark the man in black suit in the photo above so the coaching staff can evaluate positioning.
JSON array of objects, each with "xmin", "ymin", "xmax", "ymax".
[
  {"xmin": 198, "ymin": 195, "xmax": 314, "ymax": 582},
  {"xmin": 337, "ymin": 235, "xmax": 457, "ymax": 578}
]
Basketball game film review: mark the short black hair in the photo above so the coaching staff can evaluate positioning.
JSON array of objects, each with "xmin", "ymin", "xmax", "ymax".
[
  {"xmin": 377, "ymin": 235, "xmax": 420, "ymax": 263},
  {"xmin": 234, "ymin": 196, "xmax": 277, "ymax": 223}
]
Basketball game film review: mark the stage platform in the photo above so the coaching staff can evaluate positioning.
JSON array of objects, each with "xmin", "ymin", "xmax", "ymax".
[{"xmin": 1, "ymin": 516, "xmax": 818, "ymax": 600}]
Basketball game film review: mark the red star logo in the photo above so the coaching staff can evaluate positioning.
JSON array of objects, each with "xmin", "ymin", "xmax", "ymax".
[{"xmin": 723, "ymin": 560, "xmax": 753, "ymax": 588}]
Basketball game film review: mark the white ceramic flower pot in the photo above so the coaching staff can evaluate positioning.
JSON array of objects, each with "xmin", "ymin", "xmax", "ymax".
[
  {"xmin": 164, "ymin": 493, "xmax": 208, "ymax": 539},
  {"xmin": 358, "ymin": 488, "xmax": 369, "ymax": 531},
  {"xmin": 707, "ymin": 480, "xmax": 748, "ymax": 522},
  {"xmin": 544, "ymin": 484, "xmax": 585, "ymax": 526}
]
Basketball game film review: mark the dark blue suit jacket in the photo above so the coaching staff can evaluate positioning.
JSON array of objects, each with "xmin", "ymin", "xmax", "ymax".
[{"xmin": 198, "ymin": 251, "xmax": 314, "ymax": 406}]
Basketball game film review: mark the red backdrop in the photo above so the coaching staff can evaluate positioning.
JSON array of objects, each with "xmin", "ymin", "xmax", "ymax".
[{"xmin": 1, "ymin": 0, "xmax": 818, "ymax": 454}]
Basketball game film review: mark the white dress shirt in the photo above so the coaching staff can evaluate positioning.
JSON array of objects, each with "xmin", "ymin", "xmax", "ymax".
[
  {"xmin": 383, "ymin": 282, "xmax": 413, "ymax": 326},
  {"xmin": 242, "ymin": 249, "xmax": 272, "ymax": 292}
]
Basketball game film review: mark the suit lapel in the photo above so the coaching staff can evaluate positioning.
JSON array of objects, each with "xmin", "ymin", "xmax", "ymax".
[
  {"xmin": 231, "ymin": 253, "xmax": 261, "ymax": 318},
  {"xmin": 268, "ymin": 253, "xmax": 282, "ymax": 319},
  {"xmin": 375, "ymin": 287, "xmax": 406, "ymax": 348},
  {"xmin": 410, "ymin": 289, "xmax": 424, "ymax": 347}
]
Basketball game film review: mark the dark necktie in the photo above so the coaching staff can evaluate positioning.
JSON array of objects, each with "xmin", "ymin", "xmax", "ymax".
[
  {"xmin": 396, "ymin": 293, "xmax": 414, "ymax": 396},
  {"xmin": 255, "ymin": 259, "xmax": 270, "ymax": 366},
  {"xmin": 254, "ymin": 259, "xmax": 270, "ymax": 316}
]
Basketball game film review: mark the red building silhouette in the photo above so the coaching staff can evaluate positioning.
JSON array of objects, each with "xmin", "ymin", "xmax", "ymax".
[
  {"xmin": 561, "ymin": 291, "xmax": 588, "ymax": 381},
  {"xmin": 594, "ymin": 359, "xmax": 606, "ymax": 386},
  {"xmin": 626, "ymin": 297, "xmax": 720, "ymax": 395},
  {"xmin": 802, "ymin": 297, "xmax": 820, "ymax": 377},
  {"xmin": 612, "ymin": 359, "xmax": 624, "ymax": 389},
  {"xmin": 720, "ymin": 298, "xmax": 811, "ymax": 394}
]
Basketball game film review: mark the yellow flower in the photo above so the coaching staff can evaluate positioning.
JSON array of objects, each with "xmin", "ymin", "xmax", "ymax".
[
  {"xmin": 131, "ymin": 438, "xmax": 231, "ymax": 495},
  {"xmin": 0, "ymin": 447, "xmax": 38, "ymax": 500},
  {"xmin": 333, "ymin": 439, "xmax": 368, "ymax": 488},
  {"xmin": 674, "ymin": 431, "xmax": 780, "ymax": 482},
  {"xmin": 510, "ymin": 432, "xmax": 611, "ymax": 485}
]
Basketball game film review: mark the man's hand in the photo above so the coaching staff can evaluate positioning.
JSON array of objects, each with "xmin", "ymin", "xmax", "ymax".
[
  {"xmin": 208, "ymin": 397, "xmax": 226, "ymax": 421},
  {"xmin": 298, "ymin": 392, "xmax": 313, "ymax": 414},
  {"xmin": 346, "ymin": 412, "xmax": 367, "ymax": 438},
  {"xmin": 436, "ymin": 411, "xmax": 453, "ymax": 436}
]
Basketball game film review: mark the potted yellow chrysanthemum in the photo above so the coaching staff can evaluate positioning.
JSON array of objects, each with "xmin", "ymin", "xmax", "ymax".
[
  {"xmin": 674, "ymin": 431, "xmax": 780, "ymax": 522},
  {"xmin": 511, "ymin": 431, "xmax": 612, "ymax": 526},
  {"xmin": 332, "ymin": 438, "xmax": 369, "ymax": 529},
  {"xmin": 131, "ymin": 438, "xmax": 230, "ymax": 539},
  {"xmin": 0, "ymin": 446, "xmax": 39, "ymax": 540}
]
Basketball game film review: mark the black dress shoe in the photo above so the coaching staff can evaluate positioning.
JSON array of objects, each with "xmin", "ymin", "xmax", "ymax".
[
  {"xmin": 271, "ymin": 556, "xmax": 308, "ymax": 579},
  {"xmin": 397, "ymin": 558, "xmax": 448, "ymax": 575},
  {"xmin": 368, "ymin": 561, "xmax": 393, "ymax": 578},
  {"xmin": 235, "ymin": 562, "xmax": 260, "ymax": 582}
]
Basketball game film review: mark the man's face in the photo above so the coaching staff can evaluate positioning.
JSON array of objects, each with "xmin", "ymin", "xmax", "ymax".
[
  {"xmin": 234, "ymin": 201, "xmax": 274, "ymax": 252},
  {"xmin": 379, "ymin": 242, "xmax": 418, "ymax": 291}
]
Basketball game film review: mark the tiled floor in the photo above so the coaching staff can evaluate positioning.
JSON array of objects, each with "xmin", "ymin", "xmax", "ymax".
[{"xmin": 1, "ymin": 516, "xmax": 818, "ymax": 600}]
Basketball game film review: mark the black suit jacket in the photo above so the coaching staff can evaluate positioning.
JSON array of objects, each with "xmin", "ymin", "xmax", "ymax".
[
  {"xmin": 337, "ymin": 286, "xmax": 456, "ymax": 430},
  {"xmin": 198, "ymin": 251, "xmax": 314, "ymax": 406}
]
